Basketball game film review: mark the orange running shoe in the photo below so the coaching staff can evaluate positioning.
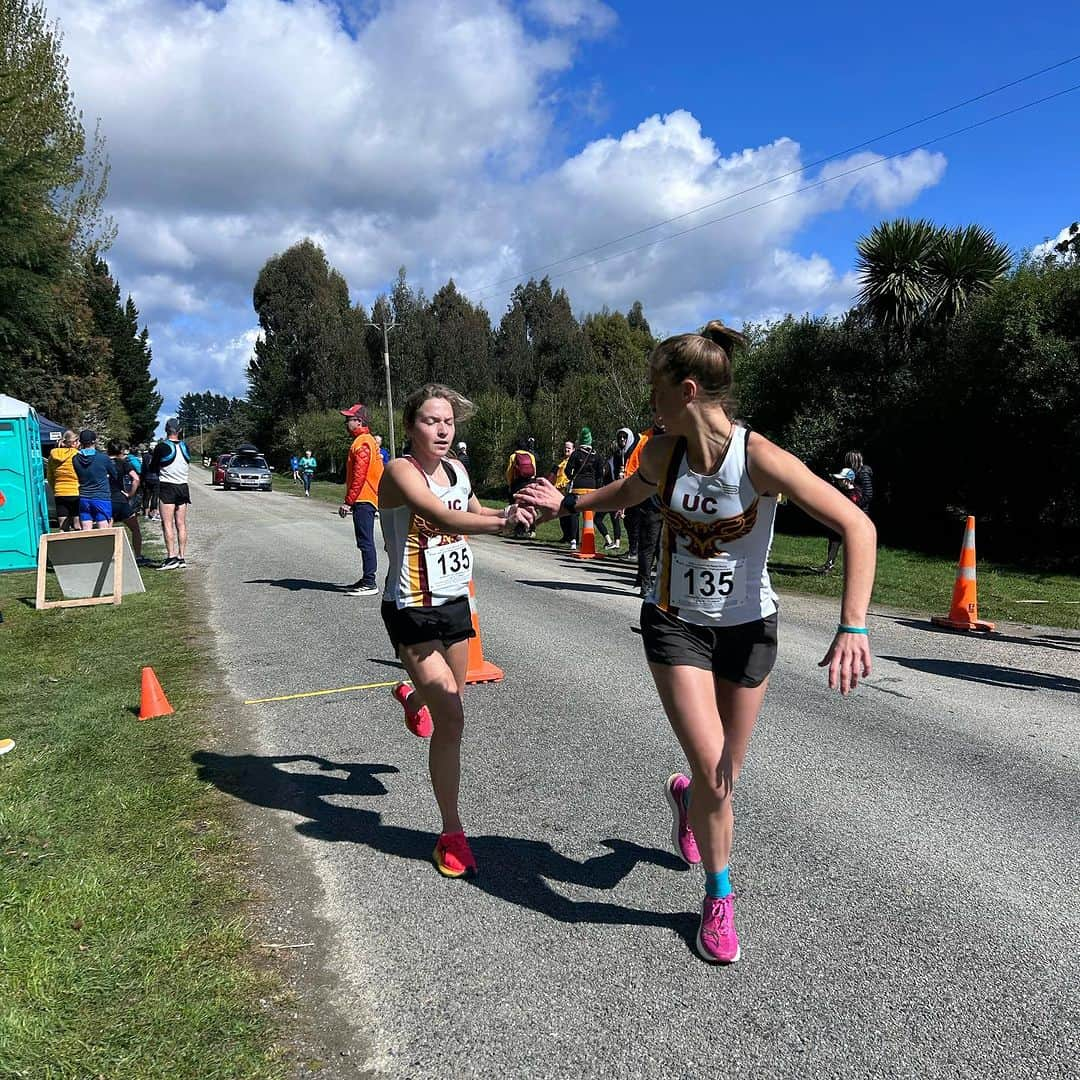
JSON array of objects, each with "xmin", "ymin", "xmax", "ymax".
[
  {"xmin": 432, "ymin": 831, "xmax": 477, "ymax": 878},
  {"xmin": 391, "ymin": 682, "xmax": 433, "ymax": 738}
]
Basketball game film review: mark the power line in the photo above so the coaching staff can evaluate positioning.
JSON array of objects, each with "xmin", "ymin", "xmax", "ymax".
[
  {"xmin": 466, "ymin": 52, "xmax": 1080, "ymax": 299},
  {"xmin": 469, "ymin": 80, "xmax": 1080, "ymax": 303}
]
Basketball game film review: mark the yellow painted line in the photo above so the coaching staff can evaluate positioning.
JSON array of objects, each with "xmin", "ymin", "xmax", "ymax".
[{"xmin": 244, "ymin": 680, "xmax": 399, "ymax": 705}]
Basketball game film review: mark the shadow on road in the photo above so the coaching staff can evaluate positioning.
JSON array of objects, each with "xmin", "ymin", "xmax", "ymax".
[
  {"xmin": 767, "ymin": 561, "xmax": 824, "ymax": 577},
  {"xmin": 879, "ymin": 656, "xmax": 1080, "ymax": 693},
  {"xmin": 245, "ymin": 577, "xmax": 347, "ymax": 593},
  {"xmin": 192, "ymin": 750, "xmax": 696, "ymax": 944},
  {"xmin": 882, "ymin": 616, "xmax": 1080, "ymax": 653},
  {"xmin": 517, "ymin": 579, "xmax": 631, "ymax": 597}
]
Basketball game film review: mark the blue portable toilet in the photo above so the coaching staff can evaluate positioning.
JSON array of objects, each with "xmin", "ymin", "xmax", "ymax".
[{"xmin": 0, "ymin": 393, "xmax": 51, "ymax": 572}]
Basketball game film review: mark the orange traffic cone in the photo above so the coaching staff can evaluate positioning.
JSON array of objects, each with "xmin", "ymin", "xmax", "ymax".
[
  {"xmin": 573, "ymin": 509, "xmax": 601, "ymax": 560},
  {"xmin": 931, "ymin": 516, "xmax": 995, "ymax": 633},
  {"xmin": 465, "ymin": 579, "xmax": 504, "ymax": 684},
  {"xmin": 139, "ymin": 666, "xmax": 175, "ymax": 720}
]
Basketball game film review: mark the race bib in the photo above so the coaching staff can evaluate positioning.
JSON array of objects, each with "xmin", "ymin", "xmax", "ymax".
[
  {"xmin": 424, "ymin": 539, "xmax": 473, "ymax": 597},
  {"xmin": 669, "ymin": 552, "xmax": 747, "ymax": 612}
]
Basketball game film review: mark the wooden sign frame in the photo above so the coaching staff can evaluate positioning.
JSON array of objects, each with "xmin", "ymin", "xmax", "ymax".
[{"xmin": 35, "ymin": 528, "xmax": 126, "ymax": 610}]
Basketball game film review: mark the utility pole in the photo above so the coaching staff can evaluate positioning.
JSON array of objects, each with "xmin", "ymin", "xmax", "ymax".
[{"xmin": 368, "ymin": 317, "xmax": 398, "ymax": 457}]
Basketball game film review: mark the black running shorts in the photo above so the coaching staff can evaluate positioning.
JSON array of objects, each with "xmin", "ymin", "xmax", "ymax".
[
  {"xmin": 381, "ymin": 597, "xmax": 474, "ymax": 651},
  {"xmin": 158, "ymin": 482, "xmax": 191, "ymax": 505},
  {"xmin": 54, "ymin": 495, "xmax": 80, "ymax": 518},
  {"xmin": 640, "ymin": 602, "xmax": 778, "ymax": 687}
]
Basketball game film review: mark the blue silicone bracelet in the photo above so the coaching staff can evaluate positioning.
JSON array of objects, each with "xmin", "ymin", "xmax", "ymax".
[{"xmin": 837, "ymin": 624, "xmax": 869, "ymax": 634}]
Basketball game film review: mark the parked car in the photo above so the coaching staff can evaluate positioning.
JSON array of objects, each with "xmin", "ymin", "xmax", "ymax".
[
  {"xmin": 223, "ymin": 452, "xmax": 272, "ymax": 491},
  {"xmin": 212, "ymin": 453, "xmax": 233, "ymax": 486}
]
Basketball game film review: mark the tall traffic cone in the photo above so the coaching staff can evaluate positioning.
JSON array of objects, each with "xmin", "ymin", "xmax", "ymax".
[
  {"xmin": 573, "ymin": 509, "xmax": 601, "ymax": 560},
  {"xmin": 139, "ymin": 666, "xmax": 175, "ymax": 720},
  {"xmin": 931, "ymin": 517, "xmax": 995, "ymax": 633},
  {"xmin": 465, "ymin": 578, "xmax": 504, "ymax": 684}
]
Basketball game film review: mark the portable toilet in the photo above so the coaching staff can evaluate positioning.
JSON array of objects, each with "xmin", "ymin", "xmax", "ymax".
[{"xmin": 0, "ymin": 393, "xmax": 50, "ymax": 572}]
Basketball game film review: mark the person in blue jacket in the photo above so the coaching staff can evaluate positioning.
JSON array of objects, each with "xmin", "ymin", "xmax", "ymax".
[{"xmin": 72, "ymin": 430, "xmax": 115, "ymax": 528}]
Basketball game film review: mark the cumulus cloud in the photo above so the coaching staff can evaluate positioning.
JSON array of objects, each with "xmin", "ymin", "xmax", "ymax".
[{"xmin": 50, "ymin": 0, "xmax": 947, "ymax": 413}]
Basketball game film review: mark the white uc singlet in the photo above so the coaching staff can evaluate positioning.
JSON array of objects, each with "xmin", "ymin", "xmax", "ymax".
[
  {"xmin": 382, "ymin": 457, "xmax": 473, "ymax": 608},
  {"xmin": 646, "ymin": 426, "xmax": 778, "ymax": 626}
]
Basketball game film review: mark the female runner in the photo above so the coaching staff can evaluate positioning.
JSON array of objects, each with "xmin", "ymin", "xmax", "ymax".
[
  {"xmin": 517, "ymin": 323, "xmax": 876, "ymax": 962},
  {"xmin": 379, "ymin": 384, "xmax": 533, "ymax": 878}
]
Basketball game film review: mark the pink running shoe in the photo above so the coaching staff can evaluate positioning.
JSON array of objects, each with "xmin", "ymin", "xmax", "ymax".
[
  {"xmin": 664, "ymin": 773, "xmax": 701, "ymax": 865},
  {"xmin": 697, "ymin": 894, "xmax": 740, "ymax": 964},
  {"xmin": 392, "ymin": 682, "xmax": 433, "ymax": 738},
  {"xmin": 432, "ymin": 830, "xmax": 477, "ymax": 878}
]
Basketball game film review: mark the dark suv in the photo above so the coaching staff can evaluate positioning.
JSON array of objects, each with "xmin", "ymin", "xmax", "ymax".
[{"xmin": 223, "ymin": 453, "xmax": 272, "ymax": 491}]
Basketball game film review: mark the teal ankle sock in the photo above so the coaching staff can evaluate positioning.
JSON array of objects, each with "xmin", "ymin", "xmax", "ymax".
[{"xmin": 705, "ymin": 867, "xmax": 732, "ymax": 899}]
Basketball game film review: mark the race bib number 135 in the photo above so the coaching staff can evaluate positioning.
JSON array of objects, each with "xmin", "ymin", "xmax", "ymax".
[
  {"xmin": 424, "ymin": 539, "xmax": 472, "ymax": 596},
  {"xmin": 669, "ymin": 552, "xmax": 747, "ymax": 612}
]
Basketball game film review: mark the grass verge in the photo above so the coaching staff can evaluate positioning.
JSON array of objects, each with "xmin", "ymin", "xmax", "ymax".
[
  {"xmin": 0, "ymin": 539, "xmax": 281, "ymax": 1079},
  {"xmin": 267, "ymin": 475, "xmax": 1080, "ymax": 629}
]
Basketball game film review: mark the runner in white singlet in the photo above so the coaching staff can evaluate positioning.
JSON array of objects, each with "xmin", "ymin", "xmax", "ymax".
[
  {"xmin": 378, "ymin": 384, "xmax": 534, "ymax": 879},
  {"xmin": 516, "ymin": 322, "xmax": 877, "ymax": 964}
]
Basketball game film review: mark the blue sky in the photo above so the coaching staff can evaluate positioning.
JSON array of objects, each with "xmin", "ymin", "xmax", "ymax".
[{"xmin": 49, "ymin": 1, "xmax": 1080, "ymax": 427}]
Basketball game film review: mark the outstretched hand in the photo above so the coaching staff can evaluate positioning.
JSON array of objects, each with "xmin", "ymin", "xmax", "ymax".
[
  {"xmin": 818, "ymin": 633, "xmax": 872, "ymax": 695},
  {"xmin": 514, "ymin": 477, "xmax": 563, "ymax": 524},
  {"xmin": 501, "ymin": 503, "xmax": 536, "ymax": 535}
]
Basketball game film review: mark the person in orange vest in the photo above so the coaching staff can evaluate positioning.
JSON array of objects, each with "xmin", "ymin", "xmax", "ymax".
[{"xmin": 338, "ymin": 403, "xmax": 384, "ymax": 596}]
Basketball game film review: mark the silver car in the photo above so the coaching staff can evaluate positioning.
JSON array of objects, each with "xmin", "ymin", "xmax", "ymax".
[{"xmin": 223, "ymin": 452, "xmax": 272, "ymax": 491}]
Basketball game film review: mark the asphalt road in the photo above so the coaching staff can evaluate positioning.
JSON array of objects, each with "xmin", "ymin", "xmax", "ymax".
[{"xmin": 187, "ymin": 471, "xmax": 1079, "ymax": 1079}]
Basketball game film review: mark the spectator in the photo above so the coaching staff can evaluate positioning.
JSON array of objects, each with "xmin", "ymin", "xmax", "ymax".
[
  {"xmin": 47, "ymin": 429, "xmax": 81, "ymax": 531},
  {"xmin": 505, "ymin": 438, "xmax": 538, "ymax": 538},
  {"xmin": 338, "ymin": 403, "xmax": 384, "ymax": 596},
  {"xmin": 150, "ymin": 418, "xmax": 191, "ymax": 570},
  {"xmin": 375, "ymin": 434, "xmax": 391, "ymax": 466},
  {"xmin": 549, "ymin": 439, "xmax": 575, "ymax": 544},
  {"xmin": 456, "ymin": 441, "xmax": 471, "ymax": 472},
  {"xmin": 72, "ymin": 429, "xmax": 113, "ymax": 529},
  {"xmin": 624, "ymin": 422, "xmax": 664, "ymax": 594},
  {"xmin": 290, "ymin": 453, "xmax": 300, "ymax": 484},
  {"xmin": 298, "ymin": 448, "xmax": 317, "ymax": 496},
  {"xmin": 564, "ymin": 427, "xmax": 604, "ymax": 552},
  {"xmin": 816, "ymin": 452, "xmax": 872, "ymax": 573},
  {"xmin": 141, "ymin": 445, "xmax": 160, "ymax": 521},
  {"xmin": 593, "ymin": 439, "xmax": 624, "ymax": 551},
  {"xmin": 107, "ymin": 440, "xmax": 146, "ymax": 563}
]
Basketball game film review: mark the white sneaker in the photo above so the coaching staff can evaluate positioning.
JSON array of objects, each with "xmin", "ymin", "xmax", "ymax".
[
  {"xmin": 570, "ymin": 540, "xmax": 577, "ymax": 551},
  {"xmin": 345, "ymin": 584, "xmax": 379, "ymax": 597},
  {"xmin": 606, "ymin": 540, "xmax": 620, "ymax": 550}
]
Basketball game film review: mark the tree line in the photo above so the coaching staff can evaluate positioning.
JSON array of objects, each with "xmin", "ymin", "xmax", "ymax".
[
  {"xmin": 0, "ymin": 0, "xmax": 160, "ymax": 442},
  {"xmin": 231, "ymin": 216, "xmax": 1078, "ymax": 567}
]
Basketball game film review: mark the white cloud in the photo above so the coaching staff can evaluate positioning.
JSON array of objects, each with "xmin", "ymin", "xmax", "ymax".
[{"xmin": 50, "ymin": 1, "xmax": 946, "ymax": 412}]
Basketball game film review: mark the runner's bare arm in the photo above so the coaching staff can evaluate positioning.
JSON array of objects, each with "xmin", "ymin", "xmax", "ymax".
[
  {"xmin": 468, "ymin": 494, "xmax": 513, "ymax": 518},
  {"xmin": 380, "ymin": 460, "xmax": 528, "ymax": 536},
  {"xmin": 747, "ymin": 431, "xmax": 877, "ymax": 695}
]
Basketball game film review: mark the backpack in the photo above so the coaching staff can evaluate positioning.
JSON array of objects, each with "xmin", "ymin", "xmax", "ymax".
[{"xmin": 511, "ymin": 451, "xmax": 535, "ymax": 480}]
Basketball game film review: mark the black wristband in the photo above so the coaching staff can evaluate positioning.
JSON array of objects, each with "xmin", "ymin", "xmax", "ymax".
[{"xmin": 560, "ymin": 492, "xmax": 579, "ymax": 515}]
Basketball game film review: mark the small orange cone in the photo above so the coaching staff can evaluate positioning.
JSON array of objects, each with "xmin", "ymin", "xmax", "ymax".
[
  {"xmin": 464, "ymin": 578, "xmax": 504, "ymax": 685},
  {"xmin": 931, "ymin": 516, "xmax": 995, "ymax": 633},
  {"xmin": 573, "ymin": 509, "xmax": 601, "ymax": 560},
  {"xmin": 139, "ymin": 666, "xmax": 175, "ymax": 720}
]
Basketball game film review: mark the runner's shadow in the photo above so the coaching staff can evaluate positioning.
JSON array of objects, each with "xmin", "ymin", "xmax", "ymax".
[
  {"xmin": 517, "ymin": 579, "xmax": 632, "ymax": 597},
  {"xmin": 767, "ymin": 561, "xmax": 825, "ymax": 577},
  {"xmin": 192, "ymin": 751, "xmax": 696, "ymax": 946},
  {"xmin": 885, "ymin": 617, "xmax": 1080, "ymax": 652},
  {"xmin": 879, "ymin": 656, "xmax": 1080, "ymax": 693},
  {"xmin": 245, "ymin": 577, "xmax": 346, "ymax": 593}
]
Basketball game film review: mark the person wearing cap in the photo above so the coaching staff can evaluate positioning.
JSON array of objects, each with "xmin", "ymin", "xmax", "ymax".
[
  {"xmin": 149, "ymin": 418, "xmax": 191, "ymax": 569},
  {"xmin": 338, "ymin": 404, "xmax": 384, "ymax": 596},
  {"xmin": 72, "ymin": 429, "xmax": 114, "ymax": 528},
  {"xmin": 816, "ymin": 465, "xmax": 859, "ymax": 573},
  {"xmin": 47, "ymin": 429, "xmax": 82, "ymax": 531}
]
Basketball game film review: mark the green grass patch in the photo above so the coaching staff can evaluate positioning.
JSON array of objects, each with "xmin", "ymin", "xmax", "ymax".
[
  {"xmin": 270, "ymin": 473, "xmax": 343, "ymax": 506},
  {"xmin": 0, "ymin": 542, "xmax": 282, "ymax": 1078}
]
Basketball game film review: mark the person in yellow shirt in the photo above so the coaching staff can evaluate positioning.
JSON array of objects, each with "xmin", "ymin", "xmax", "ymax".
[
  {"xmin": 46, "ymin": 430, "xmax": 81, "ymax": 531},
  {"xmin": 549, "ymin": 439, "xmax": 575, "ymax": 543}
]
